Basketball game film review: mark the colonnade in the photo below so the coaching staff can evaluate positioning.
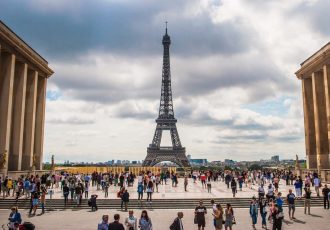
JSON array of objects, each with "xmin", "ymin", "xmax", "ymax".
[
  {"xmin": 0, "ymin": 21, "xmax": 53, "ymax": 172},
  {"xmin": 300, "ymin": 64, "xmax": 330, "ymax": 170}
]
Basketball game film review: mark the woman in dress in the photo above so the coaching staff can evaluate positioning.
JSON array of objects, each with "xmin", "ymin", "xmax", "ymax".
[
  {"xmin": 225, "ymin": 203, "xmax": 234, "ymax": 230},
  {"xmin": 139, "ymin": 210, "xmax": 152, "ymax": 230}
]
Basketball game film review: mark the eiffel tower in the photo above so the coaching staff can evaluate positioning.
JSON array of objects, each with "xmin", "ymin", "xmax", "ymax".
[{"xmin": 143, "ymin": 24, "xmax": 190, "ymax": 167}]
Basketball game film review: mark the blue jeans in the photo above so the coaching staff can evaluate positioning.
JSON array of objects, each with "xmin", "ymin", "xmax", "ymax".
[
  {"xmin": 251, "ymin": 214, "xmax": 257, "ymax": 224},
  {"xmin": 261, "ymin": 212, "xmax": 267, "ymax": 225}
]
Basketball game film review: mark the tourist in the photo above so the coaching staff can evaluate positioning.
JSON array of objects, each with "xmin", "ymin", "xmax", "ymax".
[
  {"xmin": 258, "ymin": 184, "xmax": 265, "ymax": 199},
  {"xmin": 98, "ymin": 215, "xmax": 109, "ymax": 230},
  {"xmin": 286, "ymin": 189, "xmax": 296, "ymax": 219},
  {"xmin": 24, "ymin": 178, "xmax": 30, "ymax": 198},
  {"xmin": 125, "ymin": 210, "xmax": 137, "ymax": 230},
  {"xmin": 84, "ymin": 181, "xmax": 89, "ymax": 199},
  {"xmin": 63, "ymin": 183, "xmax": 69, "ymax": 206},
  {"xmin": 8, "ymin": 206, "xmax": 22, "ymax": 229},
  {"xmin": 313, "ymin": 175, "xmax": 321, "ymax": 197},
  {"xmin": 207, "ymin": 180, "xmax": 212, "ymax": 193},
  {"xmin": 224, "ymin": 203, "xmax": 234, "ymax": 230},
  {"xmin": 275, "ymin": 192, "xmax": 283, "ymax": 212},
  {"xmin": 304, "ymin": 187, "xmax": 312, "ymax": 215},
  {"xmin": 212, "ymin": 204, "xmax": 223, "ymax": 230},
  {"xmin": 170, "ymin": 212, "xmax": 184, "ymax": 230},
  {"xmin": 266, "ymin": 184, "xmax": 274, "ymax": 201},
  {"xmin": 104, "ymin": 181, "xmax": 109, "ymax": 198},
  {"xmin": 137, "ymin": 183, "xmax": 144, "ymax": 202},
  {"xmin": 90, "ymin": 194, "xmax": 98, "ymax": 211},
  {"xmin": 184, "ymin": 176, "xmax": 188, "ymax": 192},
  {"xmin": 109, "ymin": 214, "xmax": 125, "ymax": 230},
  {"xmin": 259, "ymin": 197, "xmax": 267, "ymax": 229},
  {"xmin": 294, "ymin": 178, "xmax": 302, "ymax": 198},
  {"xmin": 155, "ymin": 175, "xmax": 160, "ymax": 193},
  {"xmin": 138, "ymin": 210, "xmax": 152, "ymax": 230},
  {"xmin": 195, "ymin": 200, "xmax": 207, "ymax": 230},
  {"xmin": 121, "ymin": 189, "xmax": 129, "ymax": 211},
  {"xmin": 31, "ymin": 191, "xmax": 39, "ymax": 216},
  {"xmin": 230, "ymin": 178, "xmax": 237, "ymax": 198},
  {"xmin": 271, "ymin": 204, "xmax": 283, "ymax": 230},
  {"xmin": 146, "ymin": 181, "xmax": 153, "ymax": 206},
  {"xmin": 322, "ymin": 184, "xmax": 330, "ymax": 209},
  {"xmin": 249, "ymin": 197, "xmax": 258, "ymax": 230},
  {"xmin": 40, "ymin": 185, "xmax": 47, "ymax": 214},
  {"xmin": 200, "ymin": 172, "xmax": 207, "ymax": 189}
]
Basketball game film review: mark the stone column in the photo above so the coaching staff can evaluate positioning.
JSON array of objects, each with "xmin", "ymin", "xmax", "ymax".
[
  {"xmin": 22, "ymin": 70, "xmax": 38, "ymax": 171},
  {"xmin": 34, "ymin": 76, "xmax": 47, "ymax": 170},
  {"xmin": 323, "ymin": 64, "xmax": 330, "ymax": 170},
  {"xmin": 312, "ymin": 70, "xmax": 330, "ymax": 170},
  {"xmin": 302, "ymin": 77, "xmax": 317, "ymax": 169},
  {"xmin": 9, "ymin": 62, "xmax": 27, "ymax": 171},
  {"xmin": 0, "ymin": 51, "xmax": 15, "ymax": 172}
]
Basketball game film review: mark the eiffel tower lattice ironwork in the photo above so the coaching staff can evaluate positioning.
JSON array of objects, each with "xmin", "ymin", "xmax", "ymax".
[{"xmin": 143, "ymin": 24, "xmax": 190, "ymax": 167}]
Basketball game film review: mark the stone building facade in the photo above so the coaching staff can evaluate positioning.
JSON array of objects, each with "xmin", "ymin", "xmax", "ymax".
[
  {"xmin": 0, "ymin": 21, "xmax": 53, "ymax": 173},
  {"xmin": 296, "ymin": 42, "xmax": 330, "ymax": 179}
]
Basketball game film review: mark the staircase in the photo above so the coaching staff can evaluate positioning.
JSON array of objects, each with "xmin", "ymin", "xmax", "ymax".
[{"xmin": 0, "ymin": 197, "xmax": 325, "ymax": 210}]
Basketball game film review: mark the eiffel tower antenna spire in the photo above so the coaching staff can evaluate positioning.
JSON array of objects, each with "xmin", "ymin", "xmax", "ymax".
[{"xmin": 143, "ymin": 25, "xmax": 190, "ymax": 167}]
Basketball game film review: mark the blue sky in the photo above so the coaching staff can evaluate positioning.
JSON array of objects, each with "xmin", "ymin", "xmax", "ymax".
[{"xmin": 1, "ymin": 0, "xmax": 330, "ymax": 162}]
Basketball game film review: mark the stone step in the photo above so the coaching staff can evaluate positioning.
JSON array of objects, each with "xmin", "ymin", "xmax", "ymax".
[{"xmin": 0, "ymin": 198, "xmax": 325, "ymax": 209}]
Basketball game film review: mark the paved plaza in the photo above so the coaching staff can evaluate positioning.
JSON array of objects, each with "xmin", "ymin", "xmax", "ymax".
[
  {"xmin": 0, "ymin": 207, "xmax": 329, "ymax": 230},
  {"xmin": 12, "ymin": 177, "xmax": 327, "ymax": 200}
]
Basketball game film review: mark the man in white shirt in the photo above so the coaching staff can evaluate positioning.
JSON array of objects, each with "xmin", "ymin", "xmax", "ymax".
[{"xmin": 170, "ymin": 212, "xmax": 184, "ymax": 230}]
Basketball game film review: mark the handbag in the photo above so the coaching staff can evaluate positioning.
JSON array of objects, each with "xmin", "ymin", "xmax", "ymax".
[
  {"xmin": 232, "ymin": 216, "xmax": 236, "ymax": 224},
  {"xmin": 194, "ymin": 216, "xmax": 198, "ymax": 224}
]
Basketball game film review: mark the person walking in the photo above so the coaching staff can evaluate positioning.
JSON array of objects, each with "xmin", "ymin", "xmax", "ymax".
[
  {"xmin": 259, "ymin": 197, "xmax": 267, "ymax": 229},
  {"xmin": 125, "ymin": 210, "xmax": 137, "ymax": 230},
  {"xmin": 170, "ymin": 212, "xmax": 184, "ymax": 230},
  {"xmin": 212, "ymin": 204, "xmax": 223, "ymax": 230},
  {"xmin": 249, "ymin": 197, "xmax": 258, "ymax": 230},
  {"xmin": 322, "ymin": 184, "xmax": 329, "ymax": 209},
  {"xmin": 98, "ymin": 215, "xmax": 109, "ymax": 230},
  {"xmin": 195, "ymin": 200, "xmax": 207, "ymax": 230},
  {"xmin": 146, "ymin": 181, "xmax": 153, "ymax": 207},
  {"xmin": 40, "ymin": 186, "xmax": 47, "ymax": 214},
  {"xmin": 63, "ymin": 183, "xmax": 69, "ymax": 207},
  {"xmin": 230, "ymin": 179, "xmax": 237, "ymax": 198},
  {"xmin": 224, "ymin": 203, "xmax": 234, "ymax": 230},
  {"xmin": 121, "ymin": 190, "xmax": 129, "ymax": 211},
  {"xmin": 108, "ymin": 214, "xmax": 125, "ymax": 230},
  {"xmin": 84, "ymin": 181, "xmax": 89, "ymax": 199},
  {"xmin": 138, "ymin": 210, "xmax": 152, "ymax": 230},
  {"xmin": 91, "ymin": 194, "xmax": 98, "ymax": 211},
  {"xmin": 286, "ymin": 189, "xmax": 296, "ymax": 219},
  {"xmin": 313, "ymin": 176, "xmax": 321, "ymax": 197},
  {"xmin": 304, "ymin": 187, "xmax": 312, "ymax": 215},
  {"xmin": 184, "ymin": 176, "xmax": 188, "ymax": 192}
]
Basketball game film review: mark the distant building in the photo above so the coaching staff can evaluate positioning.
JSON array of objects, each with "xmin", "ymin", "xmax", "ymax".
[
  {"xmin": 271, "ymin": 155, "xmax": 280, "ymax": 162},
  {"xmin": 187, "ymin": 154, "xmax": 192, "ymax": 160},
  {"xmin": 190, "ymin": 159, "xmax": 207, "ymax": 166},
  {"xmin": 224, "ymin": 159, "xmax": 235, "ymax": 166}
]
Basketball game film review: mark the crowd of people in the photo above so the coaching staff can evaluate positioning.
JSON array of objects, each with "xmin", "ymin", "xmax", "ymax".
[{"xmin": 0, "ymin": 168, "xmax": 329, "ymax": 229}]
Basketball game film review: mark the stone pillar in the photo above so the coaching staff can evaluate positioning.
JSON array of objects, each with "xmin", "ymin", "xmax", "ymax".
[
  {"xmin": 22, "ymin": 70, "xmax": 38, "ymax": 171},
  {"xmin": 9, "ymin": 62, "xmax": 27, "ymax": 171},
  {"xmin": 302, "ymin": 77, "xmax": 317, "ymax": 169},
  {"xmin": 0, "ymin": 51, "xmax": 15, "ymax": 171},
  {"xmin": 312, "ymin": 71, "xmax": 330, "ymax": 170},
  {"xmin": 34, "ymin": 76, "xmax": 47, "ymax": 170},
  {"xmin": 323, "ymin": 64, "xmax": 330, "ymax": 169}
]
